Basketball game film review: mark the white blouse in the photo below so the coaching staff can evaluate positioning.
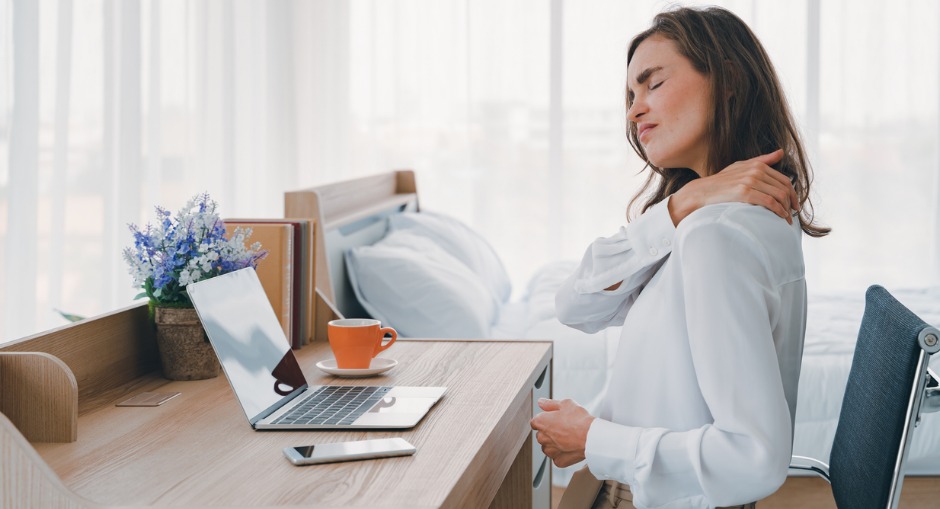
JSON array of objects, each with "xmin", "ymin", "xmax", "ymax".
[{"xmin": 556, "ymin": 197, "xmax": 806, "ymax": 509}]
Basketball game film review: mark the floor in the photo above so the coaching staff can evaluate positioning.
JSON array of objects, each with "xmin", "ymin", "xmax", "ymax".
[{"xmin": 551, "ymin": 477, "xmax": 940, "ymax": 508}]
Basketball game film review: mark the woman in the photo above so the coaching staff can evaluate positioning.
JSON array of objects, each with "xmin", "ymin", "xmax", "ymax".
[{"xmin": 530, "ymin": 7, "xmax": 829, "ymax": 509}]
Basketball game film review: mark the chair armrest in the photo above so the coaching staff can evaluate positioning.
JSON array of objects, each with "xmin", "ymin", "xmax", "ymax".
[{"xmin": 789, "ymin": 455, "xmax": 831, "ymax": 482}]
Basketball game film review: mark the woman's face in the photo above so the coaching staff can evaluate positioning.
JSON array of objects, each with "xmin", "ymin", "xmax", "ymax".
[{"xmin": 627, "ymin": 34, "xmax": 712, "ymax": 176}]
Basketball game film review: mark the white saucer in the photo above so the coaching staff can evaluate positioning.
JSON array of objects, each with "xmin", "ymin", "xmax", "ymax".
[{"xmin": 315, "ymin": 357, "xmax": 398, "ymax": 377}]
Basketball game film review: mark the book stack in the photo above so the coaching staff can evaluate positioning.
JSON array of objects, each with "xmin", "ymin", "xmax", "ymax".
[{"xmin": 223, "ymin": 219, "xmax": 314, "ymax": 349}]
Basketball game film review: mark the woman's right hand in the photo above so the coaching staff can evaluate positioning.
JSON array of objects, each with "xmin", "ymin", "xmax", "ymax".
[{"xmin": 668, "ymin": 149, "xmax": 799, "ymax": 225}]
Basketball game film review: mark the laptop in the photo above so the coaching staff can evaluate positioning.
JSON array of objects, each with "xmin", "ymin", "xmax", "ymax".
[{"xmin": 186, "ymin": 267, "xmax": 446, "ymax": 430}]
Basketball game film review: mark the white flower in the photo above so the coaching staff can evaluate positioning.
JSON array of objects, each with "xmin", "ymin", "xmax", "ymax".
[{"xmin": 125, "ymin": 193, "xmax": 267, "ymax": 304}]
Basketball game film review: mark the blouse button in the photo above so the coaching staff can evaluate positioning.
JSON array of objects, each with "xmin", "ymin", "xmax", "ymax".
[
  {"xmin": 648, "ymin": 247, "xmax": 658, "ymax": 256},
  {"xmin": 662, "ymin": 238, "xmax": 671, "ymax": 247}
]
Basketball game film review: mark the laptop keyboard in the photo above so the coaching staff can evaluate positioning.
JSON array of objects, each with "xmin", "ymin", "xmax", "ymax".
[{"xmin": 273, "ymin": 386, "xmax": 393, "ymax": 426}]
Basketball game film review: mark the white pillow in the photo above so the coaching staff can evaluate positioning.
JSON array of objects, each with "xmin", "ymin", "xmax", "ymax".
[
  {"xmin": 524, "ymin": 260, "xmax": 579, "ymax": 324},
  {"xmin": 345, "ymin": 229, "xmax": 498, "ymax": 338},
  {"xmin": 388, "ymin": 211, "xmax": 512, "ymax": 303}
]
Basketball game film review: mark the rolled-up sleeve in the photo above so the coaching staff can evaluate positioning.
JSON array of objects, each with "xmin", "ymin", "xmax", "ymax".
[
  {"xmin": 583, "ymin": 218, "xmax": 793, "ymax": 508},
  {"xmin": 555, "ymin": 198, "xmax": 676, "ymax": 333}
]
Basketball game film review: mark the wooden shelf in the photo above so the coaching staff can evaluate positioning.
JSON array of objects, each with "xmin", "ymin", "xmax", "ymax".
[
  {"xmin": 0, "ymin": 303, "xmax": 163, "ymax": 442},
  {"xmin": 1, "ymin": 303, "xmax": 160, "ymax": 416},
  {"xmin": 0, "ymin": 351, "xmax": 77, "ymax": 442}
]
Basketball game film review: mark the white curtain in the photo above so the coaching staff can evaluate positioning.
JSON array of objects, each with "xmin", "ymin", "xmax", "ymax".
[{"xmin": 2, "ymin": 0, "xmax": 938, "ymax": 343}]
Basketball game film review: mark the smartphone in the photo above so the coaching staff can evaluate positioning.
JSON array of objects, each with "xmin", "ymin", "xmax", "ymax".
[{"xmin": 283, "ymin": 438, "xmax": 416, "ymax": 465}]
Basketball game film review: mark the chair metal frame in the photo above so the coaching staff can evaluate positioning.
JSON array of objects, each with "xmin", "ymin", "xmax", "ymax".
[{"xmin": 789, "ymin": 294, "xmax": 939, "ymax": 509}]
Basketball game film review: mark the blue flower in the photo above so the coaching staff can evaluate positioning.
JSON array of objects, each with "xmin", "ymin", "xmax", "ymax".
[{"xmin": 123, "ymin": 193, "xmax": 267, "ymax": 306}]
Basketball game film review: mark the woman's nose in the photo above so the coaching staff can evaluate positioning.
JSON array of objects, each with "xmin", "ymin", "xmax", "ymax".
[{"xmin": 627, "ymin": 98, "xmax": 647, "ymax": 122}]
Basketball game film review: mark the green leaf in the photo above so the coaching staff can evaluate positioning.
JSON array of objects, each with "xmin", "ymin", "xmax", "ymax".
[
  {"xmin": 54, "ymin": 309, "xmax": 86, "ymax": 323},
  {"xmin": 134, "ymin": 292, "xmax": 148, "ymax": 300}
]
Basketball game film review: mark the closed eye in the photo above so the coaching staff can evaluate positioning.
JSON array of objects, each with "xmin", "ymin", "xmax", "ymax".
[{"xmin": 650, "ymin": 80, "xmax": 664, "ymax": 91}]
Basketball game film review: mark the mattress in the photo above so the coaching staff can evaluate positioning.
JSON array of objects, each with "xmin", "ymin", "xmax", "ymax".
[{"xmin": 499, "ymin": 262, "xmax": 940, "ymax": 485}]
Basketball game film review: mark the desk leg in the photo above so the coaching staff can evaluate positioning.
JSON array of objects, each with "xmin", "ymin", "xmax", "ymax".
[
  {"xmin": 489, "ymin": 360, "xmax": 553, "ymax": 509},
  {"xmin": 489, "ymin": 435, "xmax": 533, "ymax": 509}
]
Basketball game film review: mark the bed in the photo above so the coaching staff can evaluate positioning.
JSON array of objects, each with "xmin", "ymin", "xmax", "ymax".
[{"xmin": 285, "ymin": 170, "xmax": 940, "ymax": 485}]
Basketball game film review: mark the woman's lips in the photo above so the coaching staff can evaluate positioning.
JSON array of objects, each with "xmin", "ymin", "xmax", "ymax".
[{"xmin": 638, "ymin": 123, "xmax": 657, "ymax": 142}]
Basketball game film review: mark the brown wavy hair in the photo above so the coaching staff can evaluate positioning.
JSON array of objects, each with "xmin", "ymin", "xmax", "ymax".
[{"xmin": 626, "ymin": 6, "xmax": 829, "ymax": 237}]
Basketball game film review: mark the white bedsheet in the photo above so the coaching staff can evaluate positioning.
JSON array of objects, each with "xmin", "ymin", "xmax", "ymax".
[{"xmin": 497, "ymin": 262, "xmax": 940, "ymax": 485}]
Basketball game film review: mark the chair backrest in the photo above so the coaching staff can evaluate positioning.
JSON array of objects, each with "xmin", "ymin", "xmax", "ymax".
[{"xmin": 828, "ymin": 285, "xmax": 938, "ymax": 509}]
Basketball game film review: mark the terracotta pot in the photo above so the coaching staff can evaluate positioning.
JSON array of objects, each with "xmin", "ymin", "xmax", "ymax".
[{"xmin": 153, "ymin": 306, "xmax": 220, "ymax": 380}]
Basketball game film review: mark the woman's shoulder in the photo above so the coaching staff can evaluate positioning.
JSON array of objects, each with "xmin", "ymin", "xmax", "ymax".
[
  {"xmin": 674, "ymin": 203, "xmax": 804, "ymax": 282},
  {"xmin": 677, "ymin": 202, "xmax": 800, "ymax": 241}
]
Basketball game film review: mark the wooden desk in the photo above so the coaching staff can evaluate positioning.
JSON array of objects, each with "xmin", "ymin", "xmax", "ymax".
[{"xmin": 26, "ymin": 339, "xmax": 551, "ymax": 508}]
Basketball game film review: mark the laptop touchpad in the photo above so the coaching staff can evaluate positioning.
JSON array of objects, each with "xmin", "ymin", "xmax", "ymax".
[{"xmin": 368, "ymin": 397, "xmax": 438, "ymax": 414}]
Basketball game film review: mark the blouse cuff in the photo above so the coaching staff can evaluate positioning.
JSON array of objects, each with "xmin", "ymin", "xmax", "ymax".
[
  {"xmin": 631, "ymin": 196, "xmax": 677, "ymax": 260},
  {"xmin": 572, "ymin": 198, "xmax": 678, "ymax": 296},
  {"xmin": 584, "ymin": 418, "xmax": 641, "ymax": 485}
]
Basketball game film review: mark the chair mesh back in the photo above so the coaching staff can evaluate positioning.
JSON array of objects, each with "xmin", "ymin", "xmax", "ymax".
[{"xmin": 829, "ymin": 285, "xmax": 928, "ymax": 509}]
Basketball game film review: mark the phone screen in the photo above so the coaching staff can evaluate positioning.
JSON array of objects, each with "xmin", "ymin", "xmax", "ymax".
[{"xmin": 293, "ymin": 445, "xmax": 318, "ymax": 459}]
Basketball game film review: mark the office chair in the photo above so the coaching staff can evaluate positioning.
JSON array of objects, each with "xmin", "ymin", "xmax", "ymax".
[{"xmin": 790, "ymin": 285, "xmax": 940, "ymax": 509}]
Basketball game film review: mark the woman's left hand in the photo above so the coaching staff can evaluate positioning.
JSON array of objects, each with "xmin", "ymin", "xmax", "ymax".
[{"xmin": 530, "ymin": 398, "xmax": 596, "ymax": 468}]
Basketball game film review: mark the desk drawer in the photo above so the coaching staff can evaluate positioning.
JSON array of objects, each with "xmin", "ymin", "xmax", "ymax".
[
  {"xmin": 531, "ymin": 363, "xmax": 551, "ymax": 416},
  {"xmin": 531, "ymin": 429, "xmax": 547, "ymax": 478},
  {"xmin": 533, "ymin": 455, "xmax": 551, "ymax": 509},
  {"xmin": 531, "ymin": 362, "xmax": 551, "ymax": 477}
]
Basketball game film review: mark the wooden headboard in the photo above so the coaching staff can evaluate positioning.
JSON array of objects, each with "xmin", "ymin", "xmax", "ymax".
[{"xmin": 285, "ymin": 171, "xmax": 419, "ymax": 342}]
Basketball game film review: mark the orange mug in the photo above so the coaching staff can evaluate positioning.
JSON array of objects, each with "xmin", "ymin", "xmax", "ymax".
[{"xmin": 327, "ymin": 319, "xmax": 397, "ymax": 369}]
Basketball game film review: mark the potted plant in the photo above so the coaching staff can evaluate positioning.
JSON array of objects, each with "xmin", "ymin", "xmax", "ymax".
[{"xmin": 123, "ymin": 193, "xmax": 267, "ymax": 380}]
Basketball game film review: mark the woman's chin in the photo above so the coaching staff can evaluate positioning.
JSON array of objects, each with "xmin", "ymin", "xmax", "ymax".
[
  {"xmin": 643, "ymin": 148, "xmax": 674, "ymax": 169},
  {"xmin": 647, "ymin": 155, "xmax": 691, "ymax": 172},
  {"xmin": 646, "ymin": 155, "xmax": 673, "ymax": 169}
]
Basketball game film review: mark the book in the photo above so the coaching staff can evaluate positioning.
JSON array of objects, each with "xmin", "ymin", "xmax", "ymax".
[
  {"xmin": 224, "ymin": 222, "xmax": 294, "ymax": 344},
  {"xmin": 225, "ymin": 219, "xmax": 313, "ymax": 349}
]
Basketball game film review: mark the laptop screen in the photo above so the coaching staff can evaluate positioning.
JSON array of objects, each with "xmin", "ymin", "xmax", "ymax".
[{"xmin": 186, "ymin": 268, "xmax": 307, "ymax": 423}]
